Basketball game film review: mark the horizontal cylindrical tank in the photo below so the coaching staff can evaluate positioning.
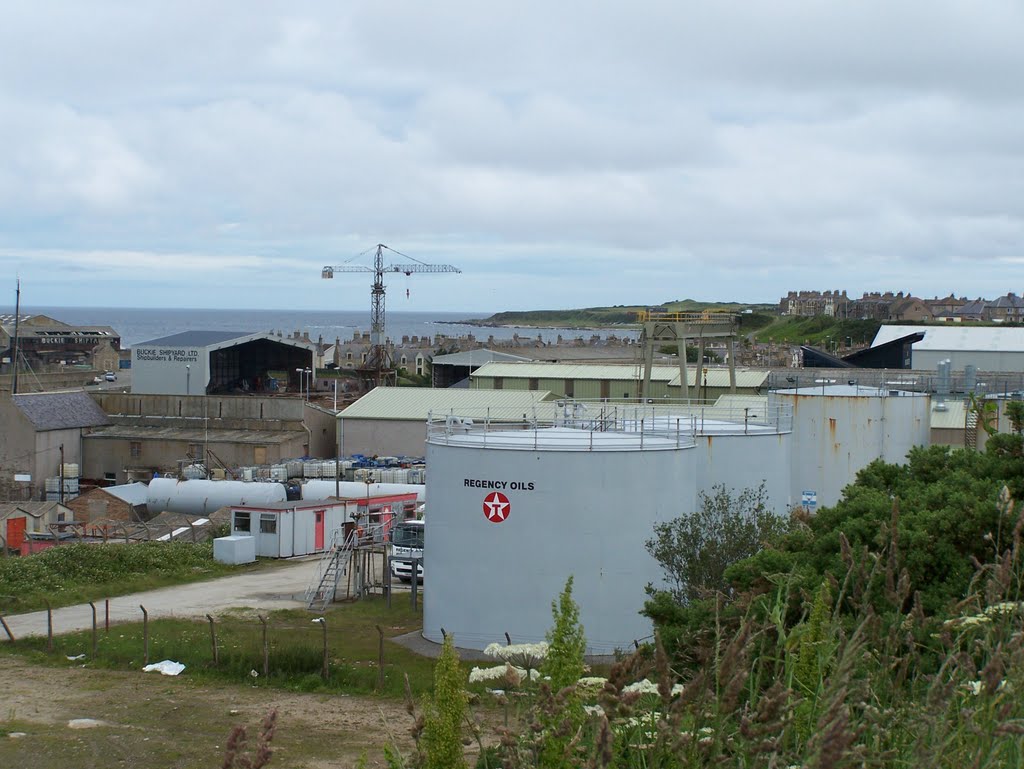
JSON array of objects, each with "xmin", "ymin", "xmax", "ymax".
[
  {"xmin": 147, "ymin": 478, "xmax": 287, "ymax": 516},
  {"xmin": 774, "ymin": 385, "xmax": 931, "ymax": 509},
  {"xmin": 424, "ymin": 424, "xmax": 697, "ymax": 654},
  {"xmin": 301, "ymin": 480, "xmax": 426, "ymax": 503}
]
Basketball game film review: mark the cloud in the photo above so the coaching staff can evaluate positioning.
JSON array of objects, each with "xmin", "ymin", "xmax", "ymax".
[{"xmin": 0, "ymin": 1, "xmax": 1022, "ymax": 311}]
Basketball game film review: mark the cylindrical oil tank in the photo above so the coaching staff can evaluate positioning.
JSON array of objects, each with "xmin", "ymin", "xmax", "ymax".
[
  {"xmin": 147, "ymin": 478, "xmax": 287, "ymax": 515},
  {"xmin": 615, "ymin": 402, "xmax": 794, "ymax": 516},
  {"xmin": 301, "ymin": 480, "xmax": 426, "ymax": 503},
  {"xmin": 774, "ymin": 385, "xmax": 931, "ymax": 509},
  {"xmin": 424, "ymin": 425, "xmax": 697, "ymax": 654}
]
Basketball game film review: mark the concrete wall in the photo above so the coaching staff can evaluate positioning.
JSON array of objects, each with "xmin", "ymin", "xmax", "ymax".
[
  {"xmin": 304, "ymin": 403, "xmax": 337, "ymax": 458},
  {"xmin": 93, "ymin": 393, "xmax": 305, "ymax": 422},
  {"xmin": 338, "ymin": 419, "xmax": 427, "ymax": 458}
]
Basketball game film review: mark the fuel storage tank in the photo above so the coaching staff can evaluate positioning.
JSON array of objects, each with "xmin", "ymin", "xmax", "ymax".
[
  {"xmin": 301, "ymin": 480, "xmax": 426, "ymax": 503},
  {"xmin": 774, "ymin": 384, "xmax": 931, "ymax": 510},
  {"xmin": 423, "ymin": 413, "xmax": 697, "ymax": 655},
  {"xmin": 147, "ymin": 478, "xmax": 287, "ymax": 516}
]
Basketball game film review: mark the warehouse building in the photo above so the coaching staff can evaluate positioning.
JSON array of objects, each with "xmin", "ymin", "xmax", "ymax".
[
  {"xmin": 132, "ymin": 330, "xmax": 316, "ymax": 396},
  {"xmin": 430, "ymin": 349, "xmax": 532, "ymax": 388},
  {"xmin": 469, "ymin": 361, "xmax": 768, "ymax": 400},
  {"xmin": 871, "ymin": 326, "xmax": 1024, "ymax": 373},
  {"xmin": 337, "ymin": 387, "xmax": 557, "ymax": 457}
]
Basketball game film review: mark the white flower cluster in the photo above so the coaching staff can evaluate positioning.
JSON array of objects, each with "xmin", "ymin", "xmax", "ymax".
[
  {"xmin": 621, "ymin": 679, "xmax": 685, "ymax": 697},
  {"xmin": 468, "ymin": 664, "xmax": 540, "ymax": 684},
  {"xmin": 944, "ymin": 601, "xmax": 1024, "ymax": 629},
  {"xmin": 985, "ymin": 601, "xmax": 1023, "ymax": 617},
  {"xmin": 483, "ymin": 642, "xmax": 549, "ymax": 666},
  {"xmin": 577, "ymin": 676, "xmax": 609, "ymax": 689}
]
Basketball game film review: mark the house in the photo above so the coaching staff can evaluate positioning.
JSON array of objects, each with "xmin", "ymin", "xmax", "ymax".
[{"xmin": 985, "ymin": 294, "xmax": 1024, "ymax": 323}]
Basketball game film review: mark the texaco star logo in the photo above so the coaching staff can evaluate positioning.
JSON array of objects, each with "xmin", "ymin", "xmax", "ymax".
[{"xmin": 483, "ymin": 491, "xmax": 511, "ymax": 523}]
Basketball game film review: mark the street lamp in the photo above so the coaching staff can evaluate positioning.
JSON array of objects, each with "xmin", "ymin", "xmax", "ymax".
[
  {"xmin": 185, "ymin": 364, "xmax": 190, "ymax": 395},
  {"xmin": 295, "ymin": 367, "xmax": 312, "ymax": 400}
]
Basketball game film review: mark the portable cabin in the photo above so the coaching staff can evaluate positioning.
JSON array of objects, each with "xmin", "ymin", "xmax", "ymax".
[{"xmin": 229, "ymin": 499, "xmax": 356, "ymax": 558}]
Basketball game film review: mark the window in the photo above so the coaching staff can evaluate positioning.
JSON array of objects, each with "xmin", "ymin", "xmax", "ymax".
[
  {"xmin": 129, "ymin": 441, "xmax": 141, "ymax": 458},
  {"xmin": 104, "ymin": 472, "xmax": 117, "ymax": 482},
  {"xmin": 346, "ymin": 351, "xmax": 352, "ymax": 360},
  {"xmin": 57, "ymin": 512, "xmax": 66, "ymax": 522},
  {"xmin": 234, "ymin": 512, "xmax": 251, "ymax": 532},
  {"xmin": 260, "ymin": 515, "xmax": 277, "ymax": 534}
]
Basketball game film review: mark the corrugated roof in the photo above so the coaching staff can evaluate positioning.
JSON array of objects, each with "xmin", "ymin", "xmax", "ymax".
[
  {"xmin": 930, "ymin": 400, "xmax": 968, "ymax": 430},
  {"xmin": 84, "ymin": 425, "xmax": 300, "ymax": 444},
  {"xmin": 135, "ymin": 330, "xmax": 255, "ymax": 347},
  {"xmin": 431, "ymin": 349, "xmax": 533, "ymax": 366},
  {"xmin": 472, "ymin": 362, "xmax": 671, "ymax": 381},
  {"xmin": 668, "ymin": 369, "xmax": 769, "ymax": 389},
  {"xmin": 12, "ymin": 392, "xmax": 111, "ymax": 431},
  {"xmin": 872, "ymin": 325, "xmax": 1024, "ymax": 353},
  {"xmin": 338, "ymin": 386, "xmax": 557, "ymax": 421},
  {"xmin": 0, "ymin": 502, "xmax": 69, "ymax": 520}
]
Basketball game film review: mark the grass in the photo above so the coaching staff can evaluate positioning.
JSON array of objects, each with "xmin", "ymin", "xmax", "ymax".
[{"xmin": 0, "ymin": 597, "xmax": 443, "ymax": 700}]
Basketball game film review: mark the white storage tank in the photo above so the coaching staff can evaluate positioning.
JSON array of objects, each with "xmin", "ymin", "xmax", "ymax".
[
  {"xmin": 147, "ymin": 478, "xmax": 288, "ymax": 515},
  {"xmin": 594, "ymin": 399, "xmax": 794, "ymax": 515},
  {"xmin": 774, "ymin": 385, "xmax": 931, "ymax": 510},
  {"xmin": 423, "ymin": 414, "xmax": 697, "ymax": 654},
  {"xmin": 301, "ymin": 480, "xmax": 426, "ymax": 503}
]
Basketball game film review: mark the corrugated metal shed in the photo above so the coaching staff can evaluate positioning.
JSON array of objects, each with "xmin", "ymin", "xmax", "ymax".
[
  {"xmin": 85, "ymin": 425, "xmax": 300, "ymax": 444},
  {"xmin": 338, "ymin": 386, "xmax": 556, "ymax": 421},
  {"xmin": 12, "ymin": 392, "xmax": 111, "ymax": 431},
  {"xmin": 873, "ymin": 325, "xmax": 1024, "ymax": 353},
  {"xmin": 136, "ymin": 330, "xmax": 255, "ymax": 347},
  {"xmin": 930, "ymin": 400, "xmax": 967, "ymax": 430},
  {"xmin": 471, "ymin": 362, "xmax": 668, "ymax": 381},
  {"xmin": 104, "ymin": 482, "xmax": 150, "ymax": 506}
]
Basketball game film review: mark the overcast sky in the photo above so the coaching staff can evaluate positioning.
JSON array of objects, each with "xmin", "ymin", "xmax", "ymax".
[{"xmin": 2, "ymin": 2, "xmax": 1023, "ymax": 313}]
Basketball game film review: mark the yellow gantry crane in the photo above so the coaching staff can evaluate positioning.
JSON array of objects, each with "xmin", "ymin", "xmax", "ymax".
[{"xmin": 322, "ymin": 243, "xmax": 461, "ymax": 386}]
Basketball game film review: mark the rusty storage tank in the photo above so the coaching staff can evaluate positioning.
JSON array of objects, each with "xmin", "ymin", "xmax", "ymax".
[{"xmin": 773, "ymin": 384, "xmax": 931, "ymax": 510}]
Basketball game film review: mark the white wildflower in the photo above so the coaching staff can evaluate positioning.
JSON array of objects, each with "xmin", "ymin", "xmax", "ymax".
[
  {"xmin": 249, "ymin": 669, "xmax": 259, "ymax": 679},
  {"xmin": 622, "ymin": 679, "xmax": 660, "ymax": 695},
  {"xmin": 577, "ymin": 676, "xmax": 608, "ymax": 689},
  {"xmin": 583, "ymin": 704, "xmax": 604, "ymax": 716},
  {"xmin": 985, "ymin": 601, "xmax": 1022, "ymax": 617},
  {"xmin": 965, "ymin": 680, "xmax": 984, "ymax": 696},
  {"xmin": 468, "ymin": 664, "xmax": 538, "ymax": 684},
  {"xmin": 483, "ymin": 642, "xmax": 549, "ymax": 668}
]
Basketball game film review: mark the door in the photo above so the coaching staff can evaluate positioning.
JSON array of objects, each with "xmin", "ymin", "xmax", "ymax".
[
  {"xmin": 314, "ymin": 510, "xmax": 325, "ymax": 551},
  {"xmin": 6, "ymin": 517, "xmax": 26, "ymax": 551}
]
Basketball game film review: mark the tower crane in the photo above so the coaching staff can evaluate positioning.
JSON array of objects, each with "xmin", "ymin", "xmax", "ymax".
[{"xmin": 322, "ymin": 243, "xmax": 461, "ymax": 387}]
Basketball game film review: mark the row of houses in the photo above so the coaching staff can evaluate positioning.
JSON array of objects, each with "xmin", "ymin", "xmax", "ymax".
[{"xmin": 779, "ymin": 291, "xmax": 1024, "ymax": 323}]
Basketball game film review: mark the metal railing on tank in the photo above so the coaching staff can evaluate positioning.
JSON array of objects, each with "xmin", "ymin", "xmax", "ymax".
[{"xmin": 425, "ymin": 405, "xmax": 698, "ymax": 451}]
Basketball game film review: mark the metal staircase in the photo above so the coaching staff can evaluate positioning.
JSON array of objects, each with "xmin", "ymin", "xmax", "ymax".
[
  {"xmin": 305, "ymin": 527, "xmax": 357, "ymax": 612},
  {"xmin": 304, "ymin": 521, "xmax": 390, "ymax": 611},
  {"xmin": 966, "ymin": 409, "xmax": 979, "ymax": 450}
]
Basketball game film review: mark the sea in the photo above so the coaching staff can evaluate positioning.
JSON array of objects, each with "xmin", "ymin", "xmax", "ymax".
[{"xmin": 3, "ymin": 306, "xmax": 638, "ymax": 348}]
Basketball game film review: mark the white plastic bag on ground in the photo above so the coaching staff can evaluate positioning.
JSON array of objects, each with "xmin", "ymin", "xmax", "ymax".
[{"xmin": 142, "ymin": 660, "xmax": 186, "ymax": 676}]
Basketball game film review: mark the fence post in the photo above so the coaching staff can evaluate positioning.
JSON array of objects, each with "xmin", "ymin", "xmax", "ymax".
[
  {"xmin": 206, "ymin": 614, "xmax": 219, "ymax": 665},
  {"xmin": 384, "ymin": 554, "xmax": 392, "ymax": 609},
  {"xmin": 44, "ymin": 598, "xmax": 53, "ymax": 652},
  {"xmin": 88, "ymin": 601, "xmax": 98, "ymax": 657},
  {"xmin": 376, "ymin": 624, "xmax": 385, "ymax": 692},
  {"xmin": 0, "ymin": 615, "xmax": 15, "ymax": 643},
  {"xmin": 105, "ymin": 599, "xmax": 110, "ymax": 633},
  {"xmin": 259, "ymin": 615, "xmax": 269, "ymax": 678},
  {"xmin": 504, "ymin": 632, "xmax": 512, "ymax": 645},
  {"xmin": 410, "ymin": 559, "xmax": 419, "ymax": 611},
  {"xmin": 320, "ymin": 618, "xmax": 329, "ymax": 681},
  {"xmin": 140, "ymin": 604, "xmax": 149, "ymax": 665}
]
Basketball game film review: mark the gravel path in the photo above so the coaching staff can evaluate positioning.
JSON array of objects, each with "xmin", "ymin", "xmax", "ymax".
[{"xmin": 2, "ymin": 558, "xmax": 321, "ymax": 639}]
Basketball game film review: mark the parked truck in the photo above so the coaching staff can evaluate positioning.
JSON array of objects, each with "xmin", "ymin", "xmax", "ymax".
[{"xmin": 389, "ymin": 518, "xmax": 424, "ymax": 583}]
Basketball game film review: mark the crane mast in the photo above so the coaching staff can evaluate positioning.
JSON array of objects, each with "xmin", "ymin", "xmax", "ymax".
[{"xmin": 322, "ymin": 244, "xmax": 461, "ymax": 388}]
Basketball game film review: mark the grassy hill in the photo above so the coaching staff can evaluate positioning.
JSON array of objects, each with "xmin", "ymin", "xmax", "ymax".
[{"xmin": 463, "ymin": 299, "xmax": 777, "ymax": 328}]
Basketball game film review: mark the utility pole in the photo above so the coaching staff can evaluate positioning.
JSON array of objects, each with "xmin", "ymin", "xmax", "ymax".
[
  {"xmin": 59, "ymin": 444, "xmax": 64, "ymax": 505},
  {"xmin": 11, "ymin": 278, "xmax": 21, "ymax": 395}
]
